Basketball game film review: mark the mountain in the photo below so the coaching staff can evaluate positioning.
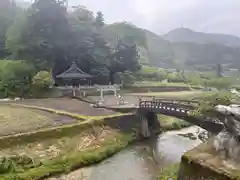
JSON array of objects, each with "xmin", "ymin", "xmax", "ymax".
[
  {"xmin": 163, "ymin": 28, "xmax": 240, "ymax": 47},
  {"xmin": 105, "ymin": 23, "xmax": 240, "ymax": 70}
]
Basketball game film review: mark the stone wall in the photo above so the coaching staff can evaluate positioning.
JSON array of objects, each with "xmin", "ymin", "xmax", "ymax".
[
  {"xmin": 178, "ymin": 140, "xmax": 240, "ymax": 180},
  {"xmin": 104, "ymin": 113, "xmax": 161, "ymax": 137}
]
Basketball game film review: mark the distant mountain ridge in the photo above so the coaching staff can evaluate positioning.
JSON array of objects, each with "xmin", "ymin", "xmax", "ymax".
[
  {"xmin": 163, "ymin": 28, "xmax": 240, "ymax": 47},
  {"xmin": 105, "ymin": 23, "xmax": 240, "ymax": 69}
]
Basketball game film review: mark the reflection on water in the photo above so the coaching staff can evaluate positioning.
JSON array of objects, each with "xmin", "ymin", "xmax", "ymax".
[{"xmin": 49, "ymin": 126, "xmax": 204, "ymax": 180}]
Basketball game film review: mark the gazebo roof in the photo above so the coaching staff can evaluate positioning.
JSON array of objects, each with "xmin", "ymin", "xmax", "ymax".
[{"xmin": 56, "ymin": 61, "xmax": 93, "ymax": 79}]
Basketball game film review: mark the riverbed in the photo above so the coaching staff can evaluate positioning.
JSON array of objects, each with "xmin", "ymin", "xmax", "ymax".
[{"xmin": 48, "ymin": 126, "xmax": 206, "ymax": 180}]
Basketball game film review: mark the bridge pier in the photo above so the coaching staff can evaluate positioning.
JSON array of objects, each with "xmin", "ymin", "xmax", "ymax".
[
  {"xmin": 137, "ymin": 110, "xmax": 161, "ymax": 138},
  {"xmin": 140, "ymin": 114, "xmax": 151, "ymax": 138}
]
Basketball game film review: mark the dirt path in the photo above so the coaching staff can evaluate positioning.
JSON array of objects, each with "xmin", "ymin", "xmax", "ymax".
[{"xmin": 13, "ymin": 98, "xmax": 117, "ymax": 116}]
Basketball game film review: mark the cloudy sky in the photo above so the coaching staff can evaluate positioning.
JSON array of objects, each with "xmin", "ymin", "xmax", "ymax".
[{"xmin": 22, "ymin": 0, "xmax": 240, "ymax": 36}]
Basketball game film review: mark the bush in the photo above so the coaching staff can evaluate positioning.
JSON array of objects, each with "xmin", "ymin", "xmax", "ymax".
[
  {"xmin": 0, "ymin": 155, "xmax": 41, "ymax": 174},
  {"xmin": 156, "ymin": 163, "xmax": 179, "ymax": 180},
  {"xmin": 122, "ymin": 71, "xmax": 135, "ymax": 85},
  {"xmin": 32, "ymin": 71, "xmax": 53, "ymax": 90},
  {"xmin": 191, "ymin": 92, "xmax": 232, "ymax": 116},
  {"xmin": 0, "ymin": 60, "xmax": 35, "ymax": 98},
  {"xmin": 204, "ymin": 77, "xmax": 233, "ymax": 90}
]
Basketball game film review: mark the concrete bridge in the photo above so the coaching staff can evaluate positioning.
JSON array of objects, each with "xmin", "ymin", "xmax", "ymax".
[{"xmin": 137, "ymin": 98, "xmax": 224, "ymax": 137}]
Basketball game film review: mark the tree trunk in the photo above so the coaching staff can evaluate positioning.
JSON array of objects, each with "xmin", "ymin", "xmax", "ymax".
[{"xmin": 109, "ymin": 71, "xmax": 115, "ymax": 85}]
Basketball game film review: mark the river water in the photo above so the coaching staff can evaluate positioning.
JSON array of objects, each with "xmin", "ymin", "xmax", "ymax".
[{"xmin": 49, "ymin": 126, "xmax": 205, "ymax": 180}]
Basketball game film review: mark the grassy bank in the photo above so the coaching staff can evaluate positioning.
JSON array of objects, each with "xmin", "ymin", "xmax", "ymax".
[
  {"xmin": 131, "ymin": 81, "xmax": 190, "ymax": 87},
  {"xmin": 158, "ymin": 114, "xmax": 191, "ymax": 131},
  {"xmin": 156, "ymin": 163, "xmax": 179, "ymax": 180},
  {"xmin": 0, "ymin": 131, "xmax": 136, "ymax": 180},
  {"xmin": 130, "ymin": 90, "xmax": 207, "ymax": 100}
]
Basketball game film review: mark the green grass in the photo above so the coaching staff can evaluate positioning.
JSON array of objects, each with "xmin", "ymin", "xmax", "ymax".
[
  {"xmin": 156, "ymin": 163, "xmax": 179, "ymax": 180},
  {"xmin": 131, "ymin": 81, "xmax": 190, "ymax": 87},
  {"xmin": 131, "ymin": 90, "xmax": 208, "ymax": 100},
  {"xmin": 158, "ymin": 114, "xmax": 191, "ymax": 131},
  {"xmin": 0, "ymin": 133, "xmax": 136, "ymax": 180},
  {"xmin": 130, "ymin": 81, "xmax": 203, "ymax": 89}
]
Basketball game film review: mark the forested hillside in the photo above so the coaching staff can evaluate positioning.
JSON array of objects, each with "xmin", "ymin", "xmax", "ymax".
[
  {"xmin": 106, "ymin": 24, "xmax": 240, "ymax": 70},
  {"xmin": 0, "ymin": 0, "xmax": 239, "ymax": 98},
  {"xmin": 164, "ymin": 28, "xmax": 240, "ymax": 47}
]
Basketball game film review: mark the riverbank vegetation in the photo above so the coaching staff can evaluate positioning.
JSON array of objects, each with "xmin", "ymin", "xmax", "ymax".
[
  {"xmin": 156, "ymin": 163, "xmax": 179, "ymax": 180},
  {"xmin": 158, "ymin": 115, "xmax": 191, "ymax": 131},
  {"xmin": 191, "ymin": 91, "xmax": 234, "ymax": 117},
  {"xmin": 0, "ymin": 123, "xmax": 136, "ymax": 179}
]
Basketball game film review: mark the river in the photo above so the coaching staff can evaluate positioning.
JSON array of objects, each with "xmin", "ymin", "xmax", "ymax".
[{"xmin": 48, "ymin": 126, "xmax": 206, "ymax": 180}]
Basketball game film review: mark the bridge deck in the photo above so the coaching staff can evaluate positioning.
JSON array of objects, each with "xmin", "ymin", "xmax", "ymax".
[{"xmin": 139, "ymin": 99, "xmax": 223, "ymax": 134}]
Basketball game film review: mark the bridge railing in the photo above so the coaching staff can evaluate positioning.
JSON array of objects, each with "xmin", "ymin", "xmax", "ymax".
[
  {"xmin": 139, "ymin": 100, "xmax": 195, "ymax": 114},
  {"xmin": 150, "ymin": 98, "xmax": 200, "ymax": 106}
]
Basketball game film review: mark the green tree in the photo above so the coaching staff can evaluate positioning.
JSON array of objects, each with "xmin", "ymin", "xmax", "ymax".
[
  {"xmin": 0, "ymin": 0, "xmax": 20, "ymax": 58},
  {"xmin": 216, "ymin": 63, "xmax": 222, "ymax": 77},
  {"xmin": 95, "ymin": 11, "xmax": 104, "ymax": 28},
  {"xmin": 0, "ymin": 61, "xmax": 35, "ymax": 98},
  {"xmin": 7, "ymin": 0, "xmax": 71, "ymax": 71},
  {"xmin": 204, "ymin": 78, "xmax": 232, "ymax": 90},
  {"xmin": 68, "ymin": 6, "xmax": 111, "ymax": 75},
  {"xmin": 105, "ymin": 36, "xmax": 140, "ymax": 84},
  {"xmin": 32, "ymin": 71, "xmax": 53, "ymax": 90}
]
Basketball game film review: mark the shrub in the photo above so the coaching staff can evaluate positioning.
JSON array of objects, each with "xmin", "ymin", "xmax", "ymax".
[
  {"xmin": 204, "ymin": 77, "xmax": 233, "ymax": 90},
  {"xmin": 32, "ymin": 71, "xmax": 53, "ymax": 90},
  {"xmin": 122, "ymin": 71, "xmax": 135, "ymax": 85},
  {"xmin": 191, "ymin": 92, "xmax": 232, "ymax": 117},
  {"xmin": 0, "ymin": 60, "xmax": 35, "ymax": 98}
]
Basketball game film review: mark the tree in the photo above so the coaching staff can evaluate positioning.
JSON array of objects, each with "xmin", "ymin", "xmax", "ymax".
[
  {"xmin": 216, "ymin": 63, "xmax": 222, "ymax": 77},
  {"xmin": 0, "ymin": 61, "xmax": 35, "ymax": 97},
  {"xmin": 32, "ymin": 71, "xmax": 53, "ymax": 90},
  {"xmin": 6, "ymin": 0, "xmax": 71, "ymax": 71},
  {"xmin": 106, "ymin": 36, "xmax": 140, "ymax": 84},
  {"xmin": 95, "ymin": 11, "xmax": 104, "ymax": 28},
  {"xmin": 204, "ymin": 78, "xmax": 232, "ymax": 90},
  {"xmin": 0, "ymin": 0, "xmax": 20, "ymax": 58},
  {"xmin": 67, "ymin": 6, "xmax": 111, "ymax": 75}
]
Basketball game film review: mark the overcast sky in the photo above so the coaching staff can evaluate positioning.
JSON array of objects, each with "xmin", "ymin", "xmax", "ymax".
[{"xmin": 22, "ymin": 0, "xmax": 240, "ymax": 36}]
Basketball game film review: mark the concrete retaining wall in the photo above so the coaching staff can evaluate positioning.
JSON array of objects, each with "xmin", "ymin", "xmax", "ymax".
[{"xmin": 178, "ymin": 141, "xmax": 240, "ymax": 180}]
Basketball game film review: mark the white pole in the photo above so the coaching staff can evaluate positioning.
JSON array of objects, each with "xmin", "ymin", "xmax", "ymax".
[
  {"xmin": 100, "ymin": 89, "xmax": 104, "ymax": 102},
  {"xmin": 73, "ymin": 88, "xmax": 76, "ymax": 97}
]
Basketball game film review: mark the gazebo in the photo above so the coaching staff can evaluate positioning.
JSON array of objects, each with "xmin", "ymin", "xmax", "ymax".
[{"xmin": 56, "ymin": 61, "xmax": 93, "ymax": 96}]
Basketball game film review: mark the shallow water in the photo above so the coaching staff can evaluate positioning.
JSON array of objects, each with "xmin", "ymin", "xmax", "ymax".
[{"xmin": 49, "ymin": 126, "xmax": 204, "ymax": 180}]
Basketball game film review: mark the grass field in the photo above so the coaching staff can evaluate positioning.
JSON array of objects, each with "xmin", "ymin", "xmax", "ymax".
[
  {"xmin": 130, "ymin": 90, "xmax": 208, "ymax": 100},
  {"xmin": 131, "ymin": 81, "xmax": 190, "ymax": 87},
  {"xmin": 0, "ymin": 105, "xmax": 76, "ymax": 136},
  {"xmin": 130, "ymin": 81, "xmax": 202, "ymax": 88}
]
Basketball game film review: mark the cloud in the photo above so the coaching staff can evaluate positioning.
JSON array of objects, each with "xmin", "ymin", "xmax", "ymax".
[{"xmin": 21, "ymin": 0, "xmax": 240, "ymax": 36}]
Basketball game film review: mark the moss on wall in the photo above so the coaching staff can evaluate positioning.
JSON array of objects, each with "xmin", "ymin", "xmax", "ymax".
[{"xmin": 178, "ymin": 141, "xmax": 240, "ymax": 180}]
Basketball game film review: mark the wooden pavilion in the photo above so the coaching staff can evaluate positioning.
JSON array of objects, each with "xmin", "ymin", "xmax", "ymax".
[{"xmin": 56, "ymin": 61, "xmax": 93, "ymax": 87}]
